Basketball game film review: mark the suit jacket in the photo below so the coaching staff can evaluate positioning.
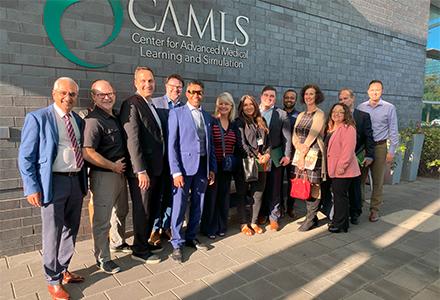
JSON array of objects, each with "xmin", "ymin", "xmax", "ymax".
[
  {"xmin": 235, "ymin": 117, "xmax": 271, "ymax": 160},
  {"xmin": 267, "ymin": 107, "xmax": 292, "ymax": 159},
  {"xmin": 151, "ymin": 94, "xmax": 184, "ymax": 112},
  {"xmin": 120, "ymin": 94, "xmax": 165, "ymax": 177},
  {"xmin": 353, "ymin": 109, "xmax": 375, "ymax": 159},
  {"xmin": 18, "ymin": 104, "xmax": 87, "ymax": 204},
  {"xmin": 326, "ymin": 124, "xmax": 361, "ymax": 178},
  {"xmin": 168, "ymin": 105, "xmax": 217, "ymax": 177}
]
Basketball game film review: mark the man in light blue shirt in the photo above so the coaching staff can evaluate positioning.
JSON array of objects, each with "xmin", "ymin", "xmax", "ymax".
[{"xmin": 357, "ymin": 80, "xmax": 398, "ymax": 222}]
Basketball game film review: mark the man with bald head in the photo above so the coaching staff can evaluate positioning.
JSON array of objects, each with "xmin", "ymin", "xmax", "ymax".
[
  {"xmin": 82, "ymin": 80, "xmax": 130, "ymax": 275},
  {"xmin": 19, "ymin": 77, "xmax": 87, "ymax": 300}
]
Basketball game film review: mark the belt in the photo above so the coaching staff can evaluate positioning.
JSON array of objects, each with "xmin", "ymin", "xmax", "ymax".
[
  {"xmin": 53, "ymin": 172, "xmax": 79, "ymax": 176},
  {"xmin": 374, "ymin": 139, "xmax": 387, "ymax": 146}
]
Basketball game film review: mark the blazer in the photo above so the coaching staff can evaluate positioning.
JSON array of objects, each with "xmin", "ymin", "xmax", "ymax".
[
  {"xmin": 326, "ymin": 124, "xmax": 361, "ymax": 178},
  {"xmin": 151, "ymin": 94, "xmax": 184, "ymax": 112},
  {"xmin": 168, "ymin": 104, "xmax": 217, "ymax": 177},
  {"xmin": 18, "ymin": 104, "xmax": 87, "ymax": 204},
  {"xmin": 120, "ymin": 94, "xmax": 165, "ymax": 177},
  {"xmin": 267, "ymin": 107, "xmax": 292, "ymax": 159},
  {"xmin": 353, "ymin": 109, "xmax": 375, "ymax": 159},
  {"xmin": 235, "ymin": 116, "xmax": 271, "ymax": 159}
]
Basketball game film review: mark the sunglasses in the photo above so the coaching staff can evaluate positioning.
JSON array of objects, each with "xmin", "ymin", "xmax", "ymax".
[{"xmin": 187, "ymin": 90, "xmax": 204, "ymax": 96}]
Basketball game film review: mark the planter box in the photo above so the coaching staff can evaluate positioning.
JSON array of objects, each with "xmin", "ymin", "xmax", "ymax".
[
  {"xmin": 401, "ymin": 133, "xmax": 425, "ymax": 181},
  {"xmin": 384, "ymin": 148, "xmax": 404, "ymax": 185}
]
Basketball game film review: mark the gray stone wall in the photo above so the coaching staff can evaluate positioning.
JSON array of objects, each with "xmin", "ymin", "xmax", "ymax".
[{"xmin": 0, "ymin": 0, "xmax": 429, "ymax": 256}]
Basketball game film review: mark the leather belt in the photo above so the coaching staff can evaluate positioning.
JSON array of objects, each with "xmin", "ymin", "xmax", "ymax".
[
  {"xmin": 53, "ymin": 172, "xmax": 79, "ymax": 176},
  {"xmin": 374, "ymin": 139, "xmax": 387, "ymax": 146}
]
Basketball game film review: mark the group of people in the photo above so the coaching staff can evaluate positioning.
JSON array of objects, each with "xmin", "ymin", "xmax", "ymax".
[{"xmin": 18, "ymin": 67, "xmax": 398, "ymax": 300}]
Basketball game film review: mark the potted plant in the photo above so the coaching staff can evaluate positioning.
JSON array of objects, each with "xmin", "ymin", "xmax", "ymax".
[
  {"xmin": 400, "ymin": 121, "xmax": 425, "ymax": 181},
  {"xmin": 384, "ymin": 136, "xmax": 404, "ymax": 185}
]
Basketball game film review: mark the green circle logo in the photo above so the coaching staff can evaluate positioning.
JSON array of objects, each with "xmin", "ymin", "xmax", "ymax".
[{"xmin": 44, "ymin": 0, "xmax": 123, "ymax": 68}]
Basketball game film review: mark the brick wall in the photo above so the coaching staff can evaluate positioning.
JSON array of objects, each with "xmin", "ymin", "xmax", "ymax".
[{"xmin": 0, "ymin": 0, "xmax": 430, "ymax": 256}]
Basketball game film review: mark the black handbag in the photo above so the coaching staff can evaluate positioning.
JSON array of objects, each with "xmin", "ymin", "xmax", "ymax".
[
  {"xmin": 219, "ymin": 121, "xmax": 238, "ymax": 172},
  {"xmin": 243, "ymin": 156, "xmax": 258, "ymax": 182}
]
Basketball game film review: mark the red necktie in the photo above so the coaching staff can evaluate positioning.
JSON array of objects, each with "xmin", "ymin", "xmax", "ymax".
[{"xmin": 64, "ymin": 114, "xmax": 84, "ymax": 168}]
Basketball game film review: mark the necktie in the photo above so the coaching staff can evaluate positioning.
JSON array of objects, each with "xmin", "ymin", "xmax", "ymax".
[
  {"xmin": 194, "ymin": 109, "xmax": 201, "ymax": 128},
  {"xmin": 64, "ymin": 114, "xmax": 84, "ymax": 168}
]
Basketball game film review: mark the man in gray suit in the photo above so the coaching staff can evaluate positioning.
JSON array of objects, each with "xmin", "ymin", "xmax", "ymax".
[{"xmin": 150, "ymin": 74, "xmax": 185, "ymax": 245}]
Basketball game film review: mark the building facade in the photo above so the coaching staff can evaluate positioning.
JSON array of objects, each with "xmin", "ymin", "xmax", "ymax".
[{"xmin": 0, "ymin": 0, "xmax": 430, "ymax": 256}]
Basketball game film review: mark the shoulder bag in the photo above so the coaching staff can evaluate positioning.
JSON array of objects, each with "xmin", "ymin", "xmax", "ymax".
[{"xmin": 219, "ymin": 121, "xmax": 238, "ymax": 172}]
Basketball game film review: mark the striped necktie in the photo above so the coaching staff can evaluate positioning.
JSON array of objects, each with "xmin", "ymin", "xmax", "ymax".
[{"xmin": 64, "ymin": 114, "xmax": 84, "ymax": 168}]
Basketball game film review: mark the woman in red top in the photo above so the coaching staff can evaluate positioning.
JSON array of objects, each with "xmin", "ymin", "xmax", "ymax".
[{"xmin": 201, "ymin": 92, "xmax": 236, "ymax": 239}]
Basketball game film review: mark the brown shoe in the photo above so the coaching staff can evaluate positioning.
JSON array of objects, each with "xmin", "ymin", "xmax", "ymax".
[
  {"xmin": 369, "ymin": 212, "xmax": 379, "ymax": 222},
  {"xmin": 162, "ymin": 228, "xmax": 172, "ymax": 240},
  {"xmin": 149, "ymin": 230, "xmax": 161, "ymax": 246},
  {"xmin": 48, "ymin": 283, "xmax": 70, "ymax": 300},
  {"xmin": 280, "ymin": 206, "xmax": 285, "ymax": 218},
  {"xmin": 257, "ymin": 215, "xmax": 267, "ymax": 225},
  {"xmin": 62, "ymin": 270, "xmax": 84, "ymax": 284},
  {"xmin": 288, "ymin": 208, "xmax": 297, "ymax": 218},
  {"xmin": 270, "ymin": 221, "xmax": 279, "ymax": 231}
]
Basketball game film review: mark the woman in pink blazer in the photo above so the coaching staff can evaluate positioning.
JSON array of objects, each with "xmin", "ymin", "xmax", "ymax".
[{"xmin": 324, "ymin": 103, "xmax": 360, "ymax": 233}]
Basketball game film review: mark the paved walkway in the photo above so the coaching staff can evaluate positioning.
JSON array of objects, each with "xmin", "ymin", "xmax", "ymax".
[{"xmin": 1, "ymin": 177, "xmax": 439, "ymax": 300}]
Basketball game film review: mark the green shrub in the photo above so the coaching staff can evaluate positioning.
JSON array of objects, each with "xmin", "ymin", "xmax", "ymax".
[{"xmin": 418, "ymin": 124, "xmax": 440, "ymax": 177}]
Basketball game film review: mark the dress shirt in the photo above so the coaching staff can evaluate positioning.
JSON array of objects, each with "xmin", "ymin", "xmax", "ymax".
[
  {"xmin": 52, "ymin": 103, "xmax": 81, "ymax": 172},
  {"xmin": 357, "ymin": 99, "xmax": 398, "ymax": 154},
  {"xmin": 166, "ymin": 94, "xmax": 180, "ymax": 110},
  {"xmin": 260, "ymin": 105, "xmax": 274, "ymax": 126}
]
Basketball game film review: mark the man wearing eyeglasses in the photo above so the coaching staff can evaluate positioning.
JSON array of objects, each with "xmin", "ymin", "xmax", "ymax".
[
  {"xmin": 18, "ymin": 77, "xmax": 87, "ymax": 300},
  {"xmin": 120, "ymin": 67, "xmax": 164, "ymax": 264},
  {"xmin": 149, "ymin": 74, "xmax": 185, "ymax": 246},
  {"xmin": 81, "ymin": 80, "xmax": 130, "ymax": 275},
  {"xmin": 168, "ymin": 79, "xmax": 217, "ymax": 263}
]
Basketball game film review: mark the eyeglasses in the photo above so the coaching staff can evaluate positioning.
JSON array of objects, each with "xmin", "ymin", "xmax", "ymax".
[
  {"xmin": 332, "ymin": 111, "xmax": 345, "ymax": 115},
  {"xmin": 54, "ymin": 90, "xmax": 78, "ymax": 98},
  {"xmin": 166, "ymin": 84, "xmax": 183, "ymax": 90},
  {"xmin": 94, "ymin": 92, "xmax": 115, "ymax": 99},
  {"xmin": 187, "ymin": 90, "xmax": 204, "ymax": 96}
]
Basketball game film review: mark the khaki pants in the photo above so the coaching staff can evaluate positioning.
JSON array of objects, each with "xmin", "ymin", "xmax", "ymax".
[{"xmin": 361, "ymin": 143, "xmax": 387, "ymax": 213}]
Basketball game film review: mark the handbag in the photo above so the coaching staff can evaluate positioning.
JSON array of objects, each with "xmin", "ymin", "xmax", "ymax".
[
  {"xmin": 290, "ymin": 169, "xmax": 311, "ymax": 200},
  {"xmin": 219, "ymin": 121, "xmax": 238, "ymax": 172},
  {"xmin": 243, "ymin": 156, "xmax": 258, "ymax": 182}
]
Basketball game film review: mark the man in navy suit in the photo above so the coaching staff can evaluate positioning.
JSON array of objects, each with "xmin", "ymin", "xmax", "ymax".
[
  {"xmin": 168, "ymin": 79, "xmax": 217, "ymax": 263},
  {"xmin": 18, "ymin": 77, "xmax": 87, "ymax": 300},
  {"xmin": 339, "ymin": 89, "xmax": 375, "ymax": 224},
  {"xmin": 149, "ymin": 74, "xmax": 185, "ymax": 246}
]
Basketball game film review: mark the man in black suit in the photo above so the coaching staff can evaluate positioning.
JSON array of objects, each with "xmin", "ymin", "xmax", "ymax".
[
  {"xmin": 258, "ymin": 86, "xmax": 292, "ymax": 230},
  {"xmin": 339, "ymin": 89, "xmax": 375, "ymax": 224},
  {"xmin": 120, "ymin": 66, "xmax": 165, "ymax": 264}
]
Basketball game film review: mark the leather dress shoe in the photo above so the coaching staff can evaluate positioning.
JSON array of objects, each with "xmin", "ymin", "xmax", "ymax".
[
  {"xmin": 369, "ymin": 212, "xmax": 379, "ymax": 222},
  {"xmin": 48, "ymin": 283, "xmax": 70, "ymax": 300},
  {"xmin": 162, "ymin": 228, "xmax": 172, "ymax": 240},
  {"xmin": 185, "ymin": 239, "xmax": 208, "ymax": 251},
  {"xmin": 270, "ymin": 221, "xmax": 279, "ymax": 231},
  {"xmin": 280, "ymin": 206, "xmax": 285, "ymax": 218},
  {"xmin": 328, "ymin": 226, "xmax": 348, "ymax": 233},
  {"xmin": 62, "ymin": 270, "xmax": 84, "ymax": 284},
  {"xmin": 350, "ymin": 216, "xmax": 360, "ymax": 225},
  {"xmin": 149, "ymin": 230, "xmax": 162, "ymax": 246},
  {"xmin": 171, "ymin": 248, "xmax": 182, "ymax": 263},
  {"xmin": 288, "ymin": 208, "xmax": 297, "ymax": 218},
  {"xmin": 257, "ymin": 215, "xmax": 268, "ymax": 225}
]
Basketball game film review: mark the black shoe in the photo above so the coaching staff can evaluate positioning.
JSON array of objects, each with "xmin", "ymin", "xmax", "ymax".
[
  {"xmin": 185, "ymin": 239, "xmax": 208, "ymax": 251},
  {"xmin": 99, "ymin": 260, "xmax": 121, "ymax": 274},
  {"xmin": 298, "ymin": 216, "xmax": 318, "ymax": 227},
  {"xmin": 110, "ymin": 243, "xmax": 132, "ymax": 253},
  {"xmin": 350, "ymin": 217, "xmax": 360, "ymax": 225},
  {"xmin": 131, "ymin": 252, "xmax": 161, "ymax": 264},
  {"xmin": 171, "ymin": 248, "xmax": 182, "ymax": 263},
  {"xmin": 328, "ymin": 226, "xmax": 348, "ymax": 233},
  {"xmin": 148, "ymin": 244, "xmax": 164, "ymax": 254}
]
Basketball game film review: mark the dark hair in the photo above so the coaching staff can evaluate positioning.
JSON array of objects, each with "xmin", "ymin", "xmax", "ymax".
[
  {"xmin": 166, "ymin": 74, "xmax": 184, "ymax": 87},
  {"xmin": 262, "ymin": 85, "xmax": 277, "ymax": 95},
  {"xmin": 325, "ymin": 103, "xmax": 356, "ymax": 133},
  {"xmin": 299, "ymin": 83, "xmax": 325, "ymax": 105},
  {"xmin": 283, "ymin": 89, "xmax": 297, "ymax": 98},
  {"xmin": 369, "ymin": 80, "xmax": 383, "ymax": 89},
  {"xmin": 134, "ymin": 66, "xmax": 154, "ymax": 79},
  {"xmin": 186, "ymin": 79, "xmax": 204, "ymax": 90},
  {"xmin": 237, "ymin": 95, "xmax": 269, "ymax": 134},
  {"xmin": 338, "ymin": 89, "xmax": 354, "ymax": 98}
]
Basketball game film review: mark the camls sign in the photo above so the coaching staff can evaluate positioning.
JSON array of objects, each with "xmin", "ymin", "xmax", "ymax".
[{"xmin": 44, "ymin": 0, "xmax": 251, "ymax": 69}]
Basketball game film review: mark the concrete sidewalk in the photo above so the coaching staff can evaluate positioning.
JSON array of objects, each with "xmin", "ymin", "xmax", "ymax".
[{"xmin": 1, "ymin": 177, "xmax": 439, "ymax": 300}]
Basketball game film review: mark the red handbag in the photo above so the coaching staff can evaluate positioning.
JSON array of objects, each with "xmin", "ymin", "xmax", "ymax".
[{"xmin": 290, "ymin": 170, "xmax": 311, "ymax": 200}]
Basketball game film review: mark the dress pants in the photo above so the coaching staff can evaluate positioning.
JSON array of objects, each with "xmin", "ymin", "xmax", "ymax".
[
  {"xmin": 361, "ymin": 143, "xmax": 387, "ymax": 213},
  {"xmin": 170, "ymin": 157, "xmax": 208, "ymax": 249},
  {"xmin": 348, "ymin": 174, "xmax": 362, "ymax": 219},
  {"xmin": 41, "ymin": 174, "xmax": 83, "ymax": 286},
  {"xmin": 201, "ymin": 162, "xmax": 232, "ymax": 235},
  {"xmin": 260, "ymin": 164, "xmax": 282, "ymax": 222},
  {"xmin": 127, "ymin": 174, "xmax": 161, "ymax": 255},
  {"xmin": 331, "ymin": 177, "xmax": 352, "ymax": 230},
  {"xmin": 90, "ymin": 170, "xmax": 128, "ymax": 263},
  {"xmin": 281, "ymin": 163, "xmax": 297, "ymax": 209},
  {"xmin": 235, "ymin": 171, "xmax": 267, "ymax": 225},
  {"xmin": 152, "ymin": 165, "xmax": 173, "ymax": 232}
]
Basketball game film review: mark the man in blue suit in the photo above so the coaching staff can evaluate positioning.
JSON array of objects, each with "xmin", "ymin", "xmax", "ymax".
[
  {"xmin": 18, "ymin": 77, "xmax": 87, "ymax": 300},
  {"xmin": 168, "ymin": 79, "xmax": 217, "ymax": 263}
]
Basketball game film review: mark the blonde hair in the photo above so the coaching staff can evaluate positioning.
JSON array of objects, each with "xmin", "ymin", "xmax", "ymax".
[{"xmin": 214, "ymin": 92, "xmax": 236, "ymax": 121}]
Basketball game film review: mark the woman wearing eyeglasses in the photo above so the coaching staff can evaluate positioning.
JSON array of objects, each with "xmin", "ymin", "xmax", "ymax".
[
  {"xmin": 234, "ymin": 95, "xmax": 271, "ymax": 236},
  {"xmin": 292, "ymin": 84, "xmax": 326, "ymax": 231},
  {"xmin": 324, "ymin": 103, "xmax": 360, "ymax": 233}
]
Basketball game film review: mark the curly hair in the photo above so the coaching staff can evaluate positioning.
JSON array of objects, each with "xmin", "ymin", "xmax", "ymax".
[
  {"xmin": 237, "ymin": 95, "xmax": 269, "ymax": 134},
  {"xmin": 325, "ymin": 103, "xmax": 356, "ymax": 133},
  {"xmin": 299, "ymin": 83, "xmax": 325, "ymax": 105}
]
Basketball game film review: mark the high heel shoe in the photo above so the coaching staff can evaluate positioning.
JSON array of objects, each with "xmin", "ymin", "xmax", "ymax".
[{"xmin": 328, "ymin": 226, "xmax": 348, "ymax": 233}]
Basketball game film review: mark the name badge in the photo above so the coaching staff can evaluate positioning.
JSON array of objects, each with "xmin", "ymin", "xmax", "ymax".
[{"xmin": 257, "ymin": 137, "xmax": 263, "ymax": 146}]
